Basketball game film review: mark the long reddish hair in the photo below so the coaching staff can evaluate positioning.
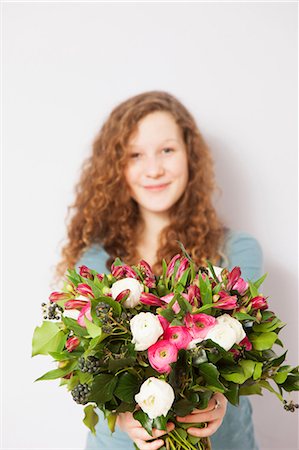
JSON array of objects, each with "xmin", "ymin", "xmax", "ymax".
[{"xmin": 56, "ymin": 91, "xmax": 225, "ymax": 279}]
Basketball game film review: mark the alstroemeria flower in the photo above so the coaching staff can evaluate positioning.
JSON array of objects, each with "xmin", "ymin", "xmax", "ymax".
[
  {"xmin": 251, "ymin": 296, "xmax": 268, "ymax": 311},
  {"xmin": 227, "ymin": 267, "xmax": 248, "ymax": 294},
  {"xmin": 163, "ymin": 326, "xmax": 192, "ymax": 350},
  {"xmin": 49, "ymin": 291, "xmax": 72, "ymax": 302},
  {"xmin": 184, "ymin": 313, "xmax": 217, "ymax": 339},
  {"xmin": 148, "ymin": 339, "xmax": 178, "ymax": 374},
  {"xmin": 140, "ymin": 293, "xmax": 164, "ymax": 307},
  {"xmin": 212, "ymin": 291, "xmax": 238, "ymax": 310},
  {"xmin": 139, "ymin": 260, "xmax": 156, "ymax": 288},
  {"xmin": 111, "ymin": 277, "xmax": 144, "ymax": 308},
  {"xmin": 158, "ymin": 315, "xmax": 170, "ymax": 332},
  {"xmin": 111, "ymin": 263, "xmax": 138, "ymax": 279},
  {"xmin": 79, "ymin": 265, "xmax": 93, "ymax": 279},
  {"xmin": 76, "ymin": 283, "xmax": 95, "ymax": 298},
  {"xmin": 166, "ymin": 254, "xmax": 181, "ymax": 277},
  {"xmin": 160, "ymin": 293, "xmax": 180, "ymax": 314},
  {"xmin": 77, "ymin": 301, "xmax": 92, "ymax": 327},
  {"xmin": 187, "ymin": 285, "xmax": 201, "ymax": 306},
  {"xmin": 64, "ymin": 299, "xmax": 89, "ymax": 310},
  {"xmin": 65, "ymin": 336, "xmax": 80, "ymax": 352},
  {"xmin": 175, "ymin": 257, "xmax": 189, "ymax": 281}
]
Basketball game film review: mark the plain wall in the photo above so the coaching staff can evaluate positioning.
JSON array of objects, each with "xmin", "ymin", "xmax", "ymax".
[{"xmin": 2, "ymin": 2, "xmax": 298, "ymax": 449}]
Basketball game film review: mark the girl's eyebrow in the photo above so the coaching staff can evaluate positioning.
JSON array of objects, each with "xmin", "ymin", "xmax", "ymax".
[{"xmin": 129, "ymin": 139, "xmax": 179, "ymax": 149}]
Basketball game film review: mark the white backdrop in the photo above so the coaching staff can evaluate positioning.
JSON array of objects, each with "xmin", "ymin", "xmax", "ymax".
[{"xmin": 2, "ymin": 2, "xmax": 298, "ymax": 450}]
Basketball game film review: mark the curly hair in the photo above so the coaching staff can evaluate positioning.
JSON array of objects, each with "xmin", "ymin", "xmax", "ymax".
[{"xmin": 56, "ymin": 90, "xmax": 225, "ymax": 280}]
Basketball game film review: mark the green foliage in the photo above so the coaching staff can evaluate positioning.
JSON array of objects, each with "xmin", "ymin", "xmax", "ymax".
[
  {"xmin": 114, "ymin": 372, "xmax": 140, "ymax": 402},
  {"xmin": 90, "ymin": 374, "xmax": 118, "ymax": 405},
  {"xmin": 250, "ymin": 332, "xmax": 278, "ymax": 351},
  {"xmin": 32, "ymin": 322, "xmax": 66, "ymax": 356},
  {"xmin": 83, "ymin": 404, "xmax": 99, "ymax": 435}
]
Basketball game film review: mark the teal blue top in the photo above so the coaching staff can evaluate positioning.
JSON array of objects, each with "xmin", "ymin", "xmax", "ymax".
[{"xmin": 77, "ymin": 230, "xmax": 262, "ymax": 450}]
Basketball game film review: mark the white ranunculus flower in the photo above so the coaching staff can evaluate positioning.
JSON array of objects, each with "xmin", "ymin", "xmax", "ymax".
[
  {"xmin": 216, "ymin": 314, "xmax": 246, "ymax": 344},
  {"xmin": 135, "ymin": 377, "xmax": 175, "ymax": 419},
  {"xmin": 187, "ymin": 337, "xmax": 204, "ymax": 349},
  {"xmin": 130, "ymin": 312, "xmax": 163, "ymax": 351},
  {"xmin": 205, "ymin": 322, "xmax": 237, "ymax": 351},
  {"xmin": 110, "ymin": 277, "xmax": 144, "ymax": 308}
]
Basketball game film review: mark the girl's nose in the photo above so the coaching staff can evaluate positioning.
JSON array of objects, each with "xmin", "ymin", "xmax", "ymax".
[{"xmin": 145, "ymin": 156, "xmax": 165, "ymax": 178}]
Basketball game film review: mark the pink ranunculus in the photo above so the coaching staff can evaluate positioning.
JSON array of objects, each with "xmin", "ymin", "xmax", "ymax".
[
  {"xmin": 166, "ymin": 254, "xmax": 181, "ymax": 277},
  {"xmin": 64, "ymin": 299, "xmax": 89, "ymax": 310},
  {"xmin": 76, "ymin": 283, "xmax": 95, "ymax": 298},
  {"xmin": 187, "ymin": 285, "xmax": 201, "ymax": 306},
  {"xmin": 79, "ymin": 265, "xmax": 93, "ymax": 279},
  {"xmin": 49, "ymin": 291, "xmax": 72, "ymax": 302},
  {"xmin": 139, "ymin": 260, "xmax": 156, "ymax": 288},
  {"xmin": 239, "ymin": 336, "xmax": 252, "ymax": 351},
  {"xmin": 175, "ymin": 257, "xmax": 189, "ymax": 281},
  {"xmin": 65, "ymin": 336, "xmax": 80, "ymax": 352},
  {"xmin": 163, "ymin": 326, "xmax": 192, "ymax": 350},
  {"xmin": 251, "ymin": 296, "xmax": 268, "ymax": 311},
  {"xmin": 77, "ymin": 302, "xmax": 92, "ymax": 327},
  {"xmin": 161, "ymin": 293, "xmax": 180, "ymax": 314},
  {"xmin": 158, "ymin": 315, "xmax": 170, "ymax": 332},
  {"xmin": 140, "ymin": 293, "xmax": 164, "ymax": 307},
  {"xmin": 184, "ymin": 313, "xmax": 217, "ymax": 339},
  {"xmin": 148, "ymin": 339, "xmax": 178, "ymax": 374},
  {"xmin": 212, "ymin": 291, "xmax": 238, "ymax": 310},
  {"xmin": 111, "ymin": 263, "xmax": 138, "ymax": 279}
]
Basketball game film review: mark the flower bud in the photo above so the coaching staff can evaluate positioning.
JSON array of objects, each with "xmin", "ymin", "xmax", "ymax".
[
  {"xmin": 166, "ymin": 254, "xmax": 181, "ymax": 277},
  {"xmin": 76, "ymin": 283, "xmax": 95, "ymax": 298},
  {"xmin": 79, "ymin": 265, "xmax": 93, "ymax": 279},
  {"xmin": 251, "ymin": 296, "xmax": 268, "ymax": 311},
  {"xmin": 65, "ymin": 336, "xmax": 80, "ymax": 352},
  {"xmin": 49, "ymin": 291, "xmax": 72, "ymax": 303}
]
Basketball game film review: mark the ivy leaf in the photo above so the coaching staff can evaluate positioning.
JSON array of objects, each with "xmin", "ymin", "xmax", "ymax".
[
  {"xmin": 250, "ymin": 332, "xmax": 278, "ymax": 351},
  {"xmin": 152, "ymin": 415, "xmax": 167, "ymax": 431},
  {"xmin": 35, "ymin": 360, "xmax": 77, "ymax": 381},
  {"xmin": 114, "ymin": 372, "xmax": 140, "ymax": 403},
  {"xmin": 84, "ymin": 317, "xmax": 102, "ymax": 338},
  {"xmin": 198, "ymin": 363, "xmax": 226, "ymax": 391},
  {"xmin": 133, "ymin": 410, "xmax": 153, "ymax": 436},
  {"xmin": 224, "ymin": 382, "xmax": 239, "ymax": 405},
  {"xmin": 107, "ymin": 413, "xmax": 117, "ymax": 433},
  {"xmin": 83, "ymin": 404, "xmax": 99, "ymax": 435},
  {"xmin": 61, "ymin": 317, "xmax": 88, "ymax": 337},
  {"xmin": 89, "ymin": 374, "xmax": 118, "ymax": 405},
  {"xmin": 239, "ymin": 383, "xmax": 262, "ymax": 396},
  {"xmin": 32, "ymin": 322, "xmax": 66, "ymax": 356}
]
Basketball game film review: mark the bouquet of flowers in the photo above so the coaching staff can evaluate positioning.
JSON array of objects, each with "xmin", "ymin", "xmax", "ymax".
[{"xmin": 32, "ymin": 249, "xmax": 298, "ymax": 450}]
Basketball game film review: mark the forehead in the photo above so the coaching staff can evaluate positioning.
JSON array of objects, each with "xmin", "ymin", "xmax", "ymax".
[{"xmin": 128, "ymin": 111, "xmax": 183, "ymax": 148}]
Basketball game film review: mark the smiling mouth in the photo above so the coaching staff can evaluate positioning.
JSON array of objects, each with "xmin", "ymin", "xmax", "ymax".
[{"xmin": 143, "ymin": 183, "xmax": 170, "ymax": 191}]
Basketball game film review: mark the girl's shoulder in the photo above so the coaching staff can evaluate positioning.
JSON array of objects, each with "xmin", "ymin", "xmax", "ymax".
[{"xmin": 76, "ymin": 243, "xmax": 109, "ymax": 274}]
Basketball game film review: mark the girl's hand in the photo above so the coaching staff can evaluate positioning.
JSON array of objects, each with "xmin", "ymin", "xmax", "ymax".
[
  {"xmin": 116, "ymin": 411, "xmax": 175, "ymax": 450},
  {"xmin": 176, "ymin": 392, "xmax": 227, "ymax": 438}
]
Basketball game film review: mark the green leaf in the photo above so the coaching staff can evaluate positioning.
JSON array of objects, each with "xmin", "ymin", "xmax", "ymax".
[
  {"xmin": 253, "ymin": 318, "xmax": 285, "ymax": 333},
  {"xmin": 221, "ymin": 366, "xmax": 249, "ymax": 384},
  {"xmin": 248, "ymin": 280, "xmax": 259, "ymax": 298},
  {"xmin": 205, "ymin": 260, "xmax": 220, "ymax": 283},
  {"xmin": 83, "ymin": 404, "xmax": 99, "ymax": 435},
  {"xmin": 84, "ymin": 317, "xmax": 102, "ymax": 338},
  {"xmin": 224, "ymin": 382, "xmax": 239, "ymax": 406},
  {"xmin": 32, "ymin": 322, "xmax": 66, "ymax": 356},
  {"xmin": 239, "ymin": 383, "xmax": 262, "ymax": 396},
  {"xmin": 61, "ymin": 316, "xmax": 88, "ymax": 337},
  {"xmin": 259, "ymin": 380, "xmax": 283, "ymax": 401},
  {"xmin": 173, "ymin": 398, "xmax": 195, "ymax": 416},
  {"xmin": 158, "ymin": 308, "xmax": 175, "ymax": 323},
  {"xmin": 133, "ymin": 410, "xmax": 153, "ymax": 436},
  {"xmin": 108, "ymin": 357, "xmax": 136, "ymax": 372},
  {"xmin": 198, "ymin": 273, "xmax": 212, "ymax": 306},
  {"xmin": 250, "ymin": 332, "xmax": 278, "ymax": 351},
  {"xmin": 107, "ymin": 413, "xmax": 117, "ymax": 433},
  {"xmin": 280, "ymin": 373, "xmax": 299, "ymax": 392},
  {"xmin": 152, "ymin": 415, "xmax": 167, "ymax": 431},
  {"xmin": 89, "ymin": 374, "xmax": 118, "ymax": 404},
  {"xmin": 253, "ymin": 273, "xmax": 267, "ymax": 289},
  {"xmin": 176, "ymin": 293, "xmax": 192, "ymax": 314},
  {"xmin": 178, "ymin": 268, "xmax": 191, "ymax": 287},
  {"xmin": 88, "ymin": 333, "xmax": 108, "ymax": 349},
  {"xmin": 95, "ymin": 296, "xmax": 122, "ymax": 317},
  {"xmin": 198, "ymin": 363, "xmax": 226, "ymax": 391},
  {"xmin": 114, "ymin": 372, "xmax": 140, "ymax": 402},
  {"xmin": 35, "ymin": 360, "xmax": 77, "ymax": 381},
  {"xmin": 233, "ymin": 312, "xmax": 256, "ymax": 322},
  {"xmin": 253, "ymin": 362, "xmax": 263, "ymax": 380},
  {"xmin": 48, "ymin": 350, "xmax": 82, "ymax": 361}
]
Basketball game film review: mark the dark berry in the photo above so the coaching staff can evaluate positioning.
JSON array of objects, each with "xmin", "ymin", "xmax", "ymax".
[{"xmin": 71, "ymin": 383, "xmax": 91, "ymax": 405}]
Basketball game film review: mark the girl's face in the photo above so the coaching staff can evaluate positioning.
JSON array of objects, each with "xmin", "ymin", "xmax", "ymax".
[{"xmin": 125, "ymin": 111, "xmax": 189, "ymax": 215}]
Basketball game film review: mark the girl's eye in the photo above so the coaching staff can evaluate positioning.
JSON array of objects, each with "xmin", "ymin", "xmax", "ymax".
[{"xmin": 163, "ymin": 147, "xmax": 174, "ymax": 154}]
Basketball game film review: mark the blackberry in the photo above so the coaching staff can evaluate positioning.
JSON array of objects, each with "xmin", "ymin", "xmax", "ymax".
[
  {"xmin": 95, "ymin": 302, "xmax": 110, "ymax": 317},
  {"xmin": 78, "ymin": 355, "xmax": 101, "ymax": 374},
  {"xmin": 71, "ymin": 383, "xmax": 91, "ymax": 404},
  {"xmin": 41, "ymin": 302, "xmax": 63, "ymax": 320}
]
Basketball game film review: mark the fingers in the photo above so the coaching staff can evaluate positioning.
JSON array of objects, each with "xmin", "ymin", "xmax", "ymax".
[
  {"xmin": 187, "ymin": 418, "xmax": 223, "ymax": 438},
  {"xmin": 133, "ymin": 438, "xmax": 165, "ymax": 450}
]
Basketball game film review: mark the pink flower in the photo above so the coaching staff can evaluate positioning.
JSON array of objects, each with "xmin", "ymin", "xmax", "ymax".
[
  {"xmin": 64, "ymin": 299, "xmax": 89, "ymax": 310},
  {"xmin": 139, "ymin": 260, "xmax": 156, "ymax": 288},
  {"xmin": 166, "ymin": 254, "xmax": 181, "ymax": 277},
  {"xmin": 140, "ymin": 293, "xmax": 164, "ymax": 307},
  {"xmin": 158, "ymin": 315, "xmax": 170, "ymax": 332},
  {"xmin": 187, "ymin": 285, "xmax": 201, "ymax": 306},
  {"xmin": 175, "ymin": 257, "xmax": 189, "ymax": 281},
  {"xmin": 227, "ymin": 267, "xmax": 248, "ymax": 294},
  {"xmin": 49, "ymin": 292, "xmax": 72, "ymax": 302},
  {"xmin": 111, "ymin": 263, "xmax": 138, "ymax": 279},
  {"xmin": 77, "ymin": 302, "xmax": 92, "ymax": 327},
  {"xmin": 184, "ymin": 313, "xmax": 217, "ymax": 339},
  {"xmin": 229, "ymin": 348, "xmax": 241, "ymax": 360},
  {"xmin": 163, "ymin": 326, "xmax": 192, "ymax": 350},
  {"xmin": 148, "ymin": 339, "xmax": 178, "ymax": 374},
  {"xmin": 79, "ymin": 265, "xmax": 93, "ymax": 279},
  {"xmin": 65, "ymin": 336, "xmax": 80, "ymax": 352},
  {"xmin": 96, "ymin": 273, "xmax": 104, "ymax": 281},
  {"xmin": 212, "ymin": 291, "xmax": 238, "ymax": 310},
  {"xmin": 239, "ymin": 336, "xmax": 252, "ymax": 351},
  {"xmin": 160, "ymin": 293, "xmax": 180, "ymax": 314},
  {"xmin": 115, "ymin": 289, "xmax": 130, "ymax": 302},
  {"xmin": 251, "ymin": 296, "xmax": 268, "ymax": 311},
  {"xmin": 76, "ymin": 283, "xmax": 95, "ymax": 298}
]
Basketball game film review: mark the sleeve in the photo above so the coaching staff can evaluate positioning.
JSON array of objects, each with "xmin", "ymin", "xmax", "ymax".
[
  {"xmin": 75, "ymin": 245, "xmax": 110, "ymax": 274},
  {"xmin": 223, "ymin": 230, "xmax": 264, "ymax": 281}
]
